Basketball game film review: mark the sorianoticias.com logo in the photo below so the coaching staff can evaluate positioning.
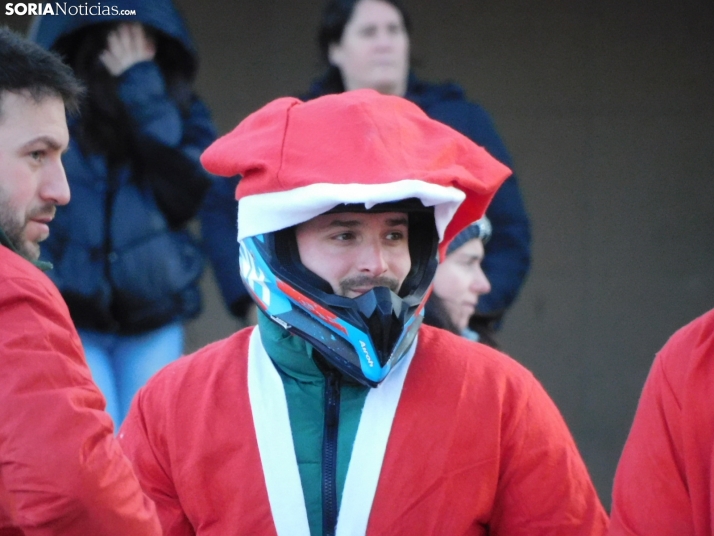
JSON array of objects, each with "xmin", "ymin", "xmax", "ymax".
[{"xmin": 5, "ymin": 3, "xmax": 136, "ymax": 15}]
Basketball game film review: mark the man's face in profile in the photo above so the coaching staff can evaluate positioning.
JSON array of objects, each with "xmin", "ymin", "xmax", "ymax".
[{"xmin": 0, "ymin": 91, "xmax": 70, "ymax": 260}]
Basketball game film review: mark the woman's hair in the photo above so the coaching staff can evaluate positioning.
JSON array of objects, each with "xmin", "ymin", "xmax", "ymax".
[
  {"xmin": 423, "ymin": 292, "xmax": 462, "ymax": 336},
  {"xmin": 315, "ymin": 0, "xmax": 412, "ymax": 94},
  {"xmin": 55, "ymin": 23, "xmax": 193, "ymax": 164}
]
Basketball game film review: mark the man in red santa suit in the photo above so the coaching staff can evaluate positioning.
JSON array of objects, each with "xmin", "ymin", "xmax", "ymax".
[
  {"xmin": 609, "ymin": 308, "xmax": 714, "ymax": 536},
  {"xmin": 0, "ymin": 27, "xmax": 160, "ymax": 535},
  {"xmin": 119, "ymin": 89, "xmax": 608, "ymax": 535}
]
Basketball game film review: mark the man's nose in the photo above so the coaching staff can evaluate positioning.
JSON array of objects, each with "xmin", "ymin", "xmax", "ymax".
[
  {"xmin": 358, "ymin": 241, "xmax": 390, "ymax": 276},
  {"xmin": 41, "ymin": 161, "xmax": 70, "ymax": 206}
]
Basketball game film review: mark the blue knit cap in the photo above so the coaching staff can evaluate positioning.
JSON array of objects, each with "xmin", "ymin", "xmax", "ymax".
[{"xmin": 446, "ymin": 216, "xmax": 492, "ymax": 255}]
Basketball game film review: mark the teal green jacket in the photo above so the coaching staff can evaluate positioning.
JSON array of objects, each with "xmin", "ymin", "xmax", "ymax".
[{"xmin": 258, "ymin": 312, "xmax": 369, "ymax": 536}]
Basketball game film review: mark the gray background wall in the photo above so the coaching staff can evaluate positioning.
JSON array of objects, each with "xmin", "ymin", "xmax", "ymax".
[{"xmin": 4, "ymin": 0, "xmax": 713, "ymax": 507}]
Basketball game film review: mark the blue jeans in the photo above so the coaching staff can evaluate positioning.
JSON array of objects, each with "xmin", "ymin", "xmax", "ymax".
[{"xmin": 80, "ymin": 322, "xmax": 184, "ymax": 428}]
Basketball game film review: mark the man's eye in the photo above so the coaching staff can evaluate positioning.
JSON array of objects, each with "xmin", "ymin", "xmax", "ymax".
[
  {"xmin": 334, "ymin": 232, "xmax": 355, "ymax": 241},
  {"xmin": 386, "ymin": 231, "xmax": 405, "ymax": 241},
  {"xmin": 30, "ymin": 150, "xmax": 45, "ymax": 162}
]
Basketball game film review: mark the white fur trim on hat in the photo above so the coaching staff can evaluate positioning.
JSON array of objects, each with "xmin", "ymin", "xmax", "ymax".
[{"xmin": 237, "ymin": 179, "xmax": 465, "ymax": 241}]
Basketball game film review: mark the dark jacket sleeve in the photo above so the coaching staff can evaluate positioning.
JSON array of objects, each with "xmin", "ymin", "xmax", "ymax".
[
  {"xmin": 117, "ymin": 61, "xmax": 217, "ymax": 227},
  {"xmin": 199, "ymin": 175, "xmax": 252, "ymax": 316},
  {"xmin": 429, "ymin": 101, "xmax": 532, "ymax": 316}
]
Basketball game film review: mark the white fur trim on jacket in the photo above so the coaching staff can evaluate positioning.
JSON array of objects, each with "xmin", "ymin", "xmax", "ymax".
[{"xmin": 247, "ymin": 327, "xmax": 416, "ymax": 535}]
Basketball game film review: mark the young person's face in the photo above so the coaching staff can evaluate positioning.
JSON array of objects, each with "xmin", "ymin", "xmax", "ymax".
[
  {"xmin": 295, "ymin": 211, "xmax": 411, "ymax": 298},
  {"xmin": 328, "ymin": 0, "xmax": 410, "ymax": 96},
  {"xmin": 0, "ymin": 91, "xmax": 70, "ymax": 260},
  {"xmin": 432, "ymin": 239, "xmax": 491, "ymax": 332}
]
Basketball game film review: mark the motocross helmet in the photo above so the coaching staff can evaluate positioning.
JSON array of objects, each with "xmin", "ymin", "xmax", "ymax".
[{"xmin": 239, "ymin": 198, "xmax": 438, "ymax": 387}]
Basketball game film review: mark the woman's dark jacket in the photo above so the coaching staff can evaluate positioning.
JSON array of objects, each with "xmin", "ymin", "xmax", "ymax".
[{"xmin": 31, "ymin": 0, "xmax": 217, "ymax": 334}]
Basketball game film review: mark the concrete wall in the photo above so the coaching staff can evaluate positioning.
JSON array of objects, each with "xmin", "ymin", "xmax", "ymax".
[{"xmin": 4, "ymin": 0, "xmax": 713, "ymax": 507}]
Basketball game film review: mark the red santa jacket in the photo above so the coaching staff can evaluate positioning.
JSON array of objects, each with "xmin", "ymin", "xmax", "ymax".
[
  {"xmin": 120, "ymin": 323, "xmax": 607, "ymax": 535},
  {"xmin": 0, "ymin": 245, "xmax": 161, "ymax": 535},
  {"xmin": 609, "ymin": 308, "xmax": 714, "ymax": 536}
]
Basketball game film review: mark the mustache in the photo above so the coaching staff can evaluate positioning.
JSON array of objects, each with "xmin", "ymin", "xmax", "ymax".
[
  {"xmin": 339, "ymin": 275, "xmax": 400, "ymax": 295},
  {"xmin": 27, "ymin": 203, "xmax": 56, "ymax": 221}
]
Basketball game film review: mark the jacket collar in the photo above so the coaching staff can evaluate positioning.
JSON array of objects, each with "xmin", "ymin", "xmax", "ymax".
[
  {"xmin": 0, "ymin": 226, "xmax": 52, "ymax": 271},
  {"xmin": 257, "ymin": 310, "xmax": 323, "ymax": 383}
]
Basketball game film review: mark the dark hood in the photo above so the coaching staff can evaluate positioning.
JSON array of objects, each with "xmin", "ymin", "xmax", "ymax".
[{"xmin": 29, "ymin": 0, "xmax": 198, "ymax": 78}]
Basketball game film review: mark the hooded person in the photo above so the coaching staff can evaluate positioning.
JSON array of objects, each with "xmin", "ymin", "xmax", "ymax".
[
  {"xmin": 30, "ymin": 0, "xmax": 218, "ymax": 426},
  {"xmin": 118, "ymin": 90, "xmax": 607, "ymax": 536}
]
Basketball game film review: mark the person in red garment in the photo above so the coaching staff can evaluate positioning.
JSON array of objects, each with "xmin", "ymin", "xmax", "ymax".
[
  {"xmin": 609, "ymin": 308, "xmax": 714, "ymax": 536},
  {"xmin": 0, "ymin": 27, "xmax": 161, "ymax": 535},
  {"xmin": 119, "ymin": 89, "xmax": 608, "ymax": 535}
]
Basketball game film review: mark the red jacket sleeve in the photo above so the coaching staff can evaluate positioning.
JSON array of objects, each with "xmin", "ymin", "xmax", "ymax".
[
  {"xmin": 0, "ymin": 266, "xmax": 161, "ymax": 535},
  {"xmin": 119, "ymin": 388, "xmax": 196, "ymax": 536},
  {"xmin": 490, "ymin": 373, "xmax": 610, "ymax": 535},
  {"xmin": 608, "ymin": 310, "xmax": 714, "ymax": 536},
  {"xmin": 608, "ymin": 353, "xmax": 691, "ymax": 535}
]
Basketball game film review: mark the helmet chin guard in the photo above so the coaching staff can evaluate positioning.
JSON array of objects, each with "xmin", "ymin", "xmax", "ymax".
[
  {"xmin": 239, "ymin": 205, "xmax": 438, "ymax": 387},
  {"xmin": 354, "ymin": 287, "xmax": 407, "ymax": 366}
]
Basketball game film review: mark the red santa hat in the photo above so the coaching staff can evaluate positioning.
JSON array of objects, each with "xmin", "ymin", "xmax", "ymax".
[{"xmin": 201, "ymin": 89, "xmax": 512, "ymax": 254}]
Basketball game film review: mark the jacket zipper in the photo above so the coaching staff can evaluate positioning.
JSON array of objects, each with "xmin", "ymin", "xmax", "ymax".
[{"xmin": 322, "ymin": 368, "xmax": 341, "ymax": 536}]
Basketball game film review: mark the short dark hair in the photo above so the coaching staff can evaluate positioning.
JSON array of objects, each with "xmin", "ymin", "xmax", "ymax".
[
  {"xmin": 0, "ymin": 26, "xmax": 83, "ymax": 119},
  {"xmin": 317, "ymin": 0, "xmax": 411, "ymax": 64}
]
